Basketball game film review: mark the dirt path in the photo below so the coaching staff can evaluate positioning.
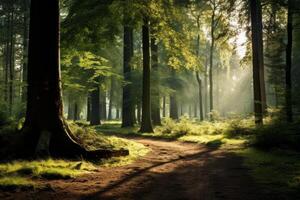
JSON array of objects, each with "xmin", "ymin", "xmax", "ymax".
[{"xmin": 2, "ymin": 137, "xmax": 269, "ymax": 200}]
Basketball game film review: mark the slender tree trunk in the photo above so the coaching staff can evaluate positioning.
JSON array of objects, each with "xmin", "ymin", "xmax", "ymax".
[
  {"xmin": 209, "ymin": 10, "xmax": 215, "ymax": 120},
  {"xmin": 196, "ymin": 72, "xmax": 204, "ymax": 121},
  {"xmin": 67, "ymin": 96, "xmax": 73, "ymax": 120},
  {"xmin": 204, "ymin": 56, "xmax": 208, "ymax": 118},
  {"xmin": 108, "ymin": 78, "xmax": 114, "ymax": 120},
  {"xmin": 122, "ymin": 24, "xmax": 135, "ymax": 127},
  {"xmin": 249, "ymin": 0, "xmax": 266, "ymax": 125},
  {"xmin": 22, "ymin": 0, "xmax": 30, "ymax": 102},
  {"xmin": 90, "ymin": 87, "xmax": 101, "ymax": 125},
  {"xmin": 8, "ymin": 6, "xmax": 15, "ymax": 115},
  {"xmin": 137, "ymin": 103, "xmax": 141, "ymax": 124},
  {"xmin": 189, "ymin": 104, "xmax": 192, "ymax": 119},
  {"xmin": 286, "ymin": 0, "xmax": 294, "ymax": 122},
  {"xmin": 139, "ymin": 18, "xmax": 154, "ymax": 133},
  {"xmin": 194, "ymin": 100, "xmax": 198, "ymax": 118},
  {"xmin": 100, "ymin": 89, "xmax": 107, "ymax": 120},
  {"xmin": 116, "ymin": 107, "xmax": 120, "ymax": 119},
  {"xmin": 151, "ymin": 37, "xmax": 161, "ymax": 125},
  {"xmin": 74, "ymin": 102, "xmax": 79, "ymax": 121},
  {"xmin": 87, "ymin": 95, "xmax": 91, "ymax": 121},
  {"xmin": 162, "ymin": 96, "xmax": 166, "ymax": 118},
  {"xmin": 170, "ymin": 94, "xmax": 178, "ymax": 120}
]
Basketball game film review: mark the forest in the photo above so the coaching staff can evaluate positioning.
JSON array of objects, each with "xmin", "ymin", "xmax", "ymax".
[{"xmin": 0, "ymin": 0, "xmax": 300, "ymax": 199}]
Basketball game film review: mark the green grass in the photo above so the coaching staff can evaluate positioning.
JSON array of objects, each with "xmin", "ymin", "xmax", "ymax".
[
  {"xmin": 239, "ymin": 148, "xmax": 300, "ymax": 199},
  {"xmin": 0, "ymin": 122, "xmax": 149, "ymax": 190},
  {"xmin": 96, "ymin": 117, "xmax": 251, "ymax": 149}
]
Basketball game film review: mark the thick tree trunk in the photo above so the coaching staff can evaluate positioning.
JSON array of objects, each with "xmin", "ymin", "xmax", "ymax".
[
  {"xmin": 90, "ymin": 87, "xmax": 101, "ymax": 125},
  {"xmin": 122, "ymin": 24, "xmax": 136, "ymax": 127},
  {"xmin": 23, "ymin": 0, "xmax": 84, "ymax": 157},
  {"xmin": 139, "ymin": 18, "xmax": 154, "ymax": 133},
  {"xmin": 21, "ymin": 0, "xmax": 125, "ymax": 159},
  {"xmin": 151, "ymin": 37, "xmax": 161, "ymax": 125},
  {"xmin": 249, "ymin": 0, "xmax": 266, "ymax": 125},
  {"xmin": 286, "ymin": 0, "xmax": 294, "ymax": 122}
]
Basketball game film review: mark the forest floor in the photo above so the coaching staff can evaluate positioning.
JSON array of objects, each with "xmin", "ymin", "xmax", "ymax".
[{"xmin": 0, "ymin": 135, "xmax": 282, "ymax": 200}]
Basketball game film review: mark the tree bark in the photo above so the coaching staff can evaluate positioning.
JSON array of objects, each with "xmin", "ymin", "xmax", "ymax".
[
  {"xmin": 87, "ymin": 95, "xmax": 91, "ymax": 121},
  {"xmin": 22, "ymin": 0, "xmax": 30, "ymax": 102},
  {"xmin": 151, "ymin": 37, "xmax": 161, "ymax": 125},
  {"xmin": 23, "ymin": 0, "xmax": 85, "ymax": 158},
  {"xmin": 122, "ymin": 24, "xmax": 136, "ymax": 127},
  {"xmin": 90, "ymin": 86, "xmax": 101, "ymax": 125},
  {"xmin": 162, "ymin": 96, "xmax": 166, "ymax": 118},
  {"xmin": 196, "ymin": 72, "xmax": 204, "ymax": 121},
  {"xmin": 285, "ymin": 0, "xmax": 294, "ymax": 122},
  {"xmin": 139, "ymin": 18, "xmax": 154, "ymax": 133},
  {"xmin": 209, "ymin": 9, "xmax": 215, "ymax": 120},
  {"xmin": 170, "ymin": 94, "xmax": 178, "ymax": 120},
  {"xmin": 249, "ymin": 0, "xmax": 266, "ymax": 125},
  {"xmin": 108, "ymin": 77, "xmax": 114, "ymax": 120}
]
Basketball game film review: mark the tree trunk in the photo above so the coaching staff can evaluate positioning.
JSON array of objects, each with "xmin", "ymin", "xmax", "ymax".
[
  {"xmin": 196, "ymin": 72, "xmax": 204, "ymax": 121},
  {"xmin": 87, "ymin": 95, "xmax": 91, "ymax": 121},
  {"xmin": 249, "ymin": 0, "xmax": 266, "ymax": 125},
  {"xmin": 90, "ymin": 86, "xmax": 101, "ymax": 125},
  {"xmin": 209, "ymin": 10, "xmax": 215, "ymax": 120},
  {"xmin": 139, "ymin": 18, "xmax": 154, "ymax": 133},
  {"xmin": 170, "ymin": 94, "xmax": 178, "ymax": 120},
  {"xmin": 162, "ymin": 96, "xmax": 166, "ymax": 118},
  {"xmin": 23, "ymin": 0, "xmax": 85, "ymax": 158},
  {"xmin": 8, "ymin": 6, "xmax": 15, "ymax": 115},
  {"xmin": 122, "ymin": 24, "xmax": 135, "ymax": 127},
  {"xmin": 285, "ymin": 0, "xmax": 294, "ymax": 122},
  {"xmin": 74, "ymin": 102, "xmax": 79, "ymax": 121},
  {"xmin": 151, "ymin": 37, "xmax": 161, "ymax": 125},
  {"xmin": 22, "ymin": 0, "xmax": 30, "ymax": 102},
  {"xmin": 108, "ymin": 77, "xmax": 114, "ymax": 120},
  {"xmin": 100, "ymin": 89, "xmax": 107, "ymax": 120},
  {"xmin": 67, "ymin": 97, "xmax": 73, "ymax": 120}
]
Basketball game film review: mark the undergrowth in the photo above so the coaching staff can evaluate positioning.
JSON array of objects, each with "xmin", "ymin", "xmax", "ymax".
[{"xmin": 0, "ymin": 122, "xmax": 149, "ymax": 190}]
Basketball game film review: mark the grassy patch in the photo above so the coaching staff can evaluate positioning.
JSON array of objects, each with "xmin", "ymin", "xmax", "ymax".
[
  {"xmin": 0, "ymin": 122, "xmax": 149, "ymax": 190},
  {"xmin": 239, "ymin": 148, "xmax": 300, "ymax": 199},
  {"xmin": 0, "ymin": 177, "xmax": 35, "ymax": 191}
]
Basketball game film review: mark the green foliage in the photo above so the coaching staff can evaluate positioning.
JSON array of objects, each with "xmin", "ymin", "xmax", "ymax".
[{"xmin": 252, "ymin": 122, "xmax": 300, "ymax": 151}]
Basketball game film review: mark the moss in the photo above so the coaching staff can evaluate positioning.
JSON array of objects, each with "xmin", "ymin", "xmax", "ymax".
[{"xmin": 0, "ymin": 177, "xmax": 35, "ymax": 191}]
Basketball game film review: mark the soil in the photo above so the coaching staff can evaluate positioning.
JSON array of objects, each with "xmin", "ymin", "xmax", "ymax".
[{"xmin": 0, "ymin": 137, "xmax": 274, "ymax": 200}]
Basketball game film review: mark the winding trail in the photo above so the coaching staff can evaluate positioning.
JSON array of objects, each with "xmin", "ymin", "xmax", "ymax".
[{"xmin": 2, "ymin": 137, "xmax": 268, "ymax": 200}]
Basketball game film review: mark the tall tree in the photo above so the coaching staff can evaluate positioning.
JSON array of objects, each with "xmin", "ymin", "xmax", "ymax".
[
  {"xmin": 122, "ymin": 21, "xmax": 136, "ymax": 127},
  {"xmin": 139, "ymin": 18, "xmax": 154, "ymax": 133},
  {"xmin": 151, "ymin": 37, "xmax": 162, "ymax": 125},
  {"xmin": 22, "ymin": 0, "xmax": 103, "ymax": 158},
  {"xmin": 249, "ymin": 0, "xmax": 266, "ymax": 125}
]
